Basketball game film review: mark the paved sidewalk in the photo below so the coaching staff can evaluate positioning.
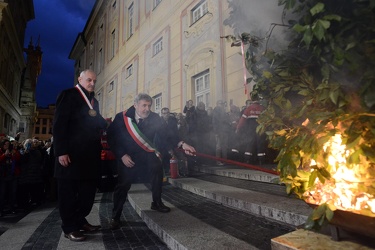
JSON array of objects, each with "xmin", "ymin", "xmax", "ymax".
[{"xmin": 0, "ymin": 192, "xmax": 168, "ymax": 250}]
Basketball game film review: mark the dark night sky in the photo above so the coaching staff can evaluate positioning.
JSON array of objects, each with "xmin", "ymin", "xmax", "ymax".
[{"xmin": 24, "ymin": 0, "xmax": 95, "ymax": 108}]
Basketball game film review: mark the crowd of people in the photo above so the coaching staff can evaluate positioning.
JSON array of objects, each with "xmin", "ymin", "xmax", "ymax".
[
  {"xmin": 164, "ymin": 95, "xmax": 271, "ymax": 176},
  {"xmin": 0, "ymin": 133, "xmax": 55, "ymax": 218}
]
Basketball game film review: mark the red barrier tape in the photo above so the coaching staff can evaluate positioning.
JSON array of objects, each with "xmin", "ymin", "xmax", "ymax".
[{"xmin": 176, "ymin": 148, "xmax": 279, "ymax": 176}]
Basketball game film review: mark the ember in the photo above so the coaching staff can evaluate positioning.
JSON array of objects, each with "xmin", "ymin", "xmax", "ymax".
[{"xmin": 304, "ymin": 134, "xmax": 375, "ymax": 217}]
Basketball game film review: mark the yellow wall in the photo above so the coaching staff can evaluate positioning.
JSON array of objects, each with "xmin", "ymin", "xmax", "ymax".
[{"xmin": 70, "ymin": 0, "xmax": 285, "ymax": 117}]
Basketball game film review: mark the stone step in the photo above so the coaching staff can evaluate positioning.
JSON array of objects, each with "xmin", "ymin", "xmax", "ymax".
[
  {"xmin": 128, "ymin": 182, "xmax": 301, "ymax": 250},
  {"xmin": 127, "ymin": 163, "xmax": 310, "ymax": 249},
  {"xmin": 192, "ymin": 164, "xmax": 280, "ymax": 183},
  {"xmin": 168, "ymin": 176, "xmax": 310, "ymax": 227}
]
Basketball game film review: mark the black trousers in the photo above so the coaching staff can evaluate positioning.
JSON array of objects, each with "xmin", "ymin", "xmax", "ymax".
[
  {"xmin": 57, "ymin": 178, "xmax": 97, "ymax": 234},
  {"xmin": 112, "ymin": 151, "xmax": 163, "ymax": 220},
  {"xmin": 245, "ymin": 119, "xmax": 266, "ymax": 156}
]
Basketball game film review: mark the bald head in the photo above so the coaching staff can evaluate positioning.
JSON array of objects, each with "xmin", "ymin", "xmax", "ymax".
[{"xmin": 78, "ymin": 69, "xmax": 97, "ymax": 93}]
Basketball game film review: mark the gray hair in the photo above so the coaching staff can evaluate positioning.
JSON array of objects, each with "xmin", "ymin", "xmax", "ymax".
[
  {"xmin": 134, "ymin": 93, "xmax": 152, "ymax": 104},
  {"xmin": 79, "ymin": 69, "xmax": 95, "ymax": 77}
]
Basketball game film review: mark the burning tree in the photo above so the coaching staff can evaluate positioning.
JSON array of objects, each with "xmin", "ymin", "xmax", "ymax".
[{"xmin": 225, "ymin": 0, "xmax": 375, "ymax": 231}]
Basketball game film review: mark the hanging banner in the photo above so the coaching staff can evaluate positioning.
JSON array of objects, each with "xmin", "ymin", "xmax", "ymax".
[{"xmin": 240, "ymin": 40, "xmax": 248, "ymax": 95}]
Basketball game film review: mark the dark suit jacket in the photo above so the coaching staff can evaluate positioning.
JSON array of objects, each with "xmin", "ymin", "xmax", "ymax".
[
  {"xmin": 107, "ymin": 106, "xmax": 179, "ymax": 164},
  {"xmin": 159, "ymin": 115, "xmax": 179, "ymax": 153},
  {"xmin": 53, "ymin": 85, "xmax": 107, "ymax": 180}
]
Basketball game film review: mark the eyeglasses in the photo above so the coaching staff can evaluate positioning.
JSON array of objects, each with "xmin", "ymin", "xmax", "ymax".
[{"xmin": 161, "ymin": 112, "xmax": 169, "ymax": 115}]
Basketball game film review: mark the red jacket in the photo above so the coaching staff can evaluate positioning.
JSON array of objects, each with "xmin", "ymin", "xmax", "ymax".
[
  {"xmin": 236, "ymin": 101, "xmax": 265, "ymax": 131},
  {"xmin": 0, "ymin": 149, "xmax": 21, "ymax": 178}
]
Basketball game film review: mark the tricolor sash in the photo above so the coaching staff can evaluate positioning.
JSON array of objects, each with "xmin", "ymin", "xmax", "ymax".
[
  {"xmin": 123, "ymin": 111, "xmax": 162, "ymax": 161},
  {"xmin": 75, "ymin": 84, "xmax": 97, "ymax": 116}
]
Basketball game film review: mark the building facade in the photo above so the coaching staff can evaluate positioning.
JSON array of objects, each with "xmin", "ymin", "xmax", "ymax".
[
  {"xmin": 69, "ymin": 0, "xmax": 285, "ymax": 118},
  {"xmin": 33, "ymin": 105, "xmax": 54, "ymax": 142},
  {"xmin": 0, "ymin": 0, "xmax": 41, "ymax": 141}
]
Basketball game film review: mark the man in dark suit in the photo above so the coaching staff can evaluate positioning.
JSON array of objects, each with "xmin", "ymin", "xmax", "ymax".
[
  {"xmin": 53, "ymin": 69, "xmax": 107, "ymax": 241},
  {"xmin": 159, "ymin": 107, "xmax": 179, "ymax": 175},
  {"xmin": 107, "ymin": 93, "xmax": 195, "ymax": 230}
]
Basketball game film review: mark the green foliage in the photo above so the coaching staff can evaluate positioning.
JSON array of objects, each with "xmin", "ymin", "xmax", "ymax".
[
  {"xmin": 237, "ymin": 0, "xmax": 375, "ymax": 231},
  {"xmin": 305, "ymin": 203, "xmax": 336, "ymax": 230}
]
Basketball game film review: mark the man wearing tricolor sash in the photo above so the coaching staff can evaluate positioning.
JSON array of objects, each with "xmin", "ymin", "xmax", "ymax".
[{"xmin": 107, "ymin": 93, "xmax": 195, "ymax": 230}]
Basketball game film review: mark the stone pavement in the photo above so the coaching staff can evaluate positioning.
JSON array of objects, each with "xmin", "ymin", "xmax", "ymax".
[{"xmin": 0, "ymin": 192, "xmax": 168, "ymax": 250}]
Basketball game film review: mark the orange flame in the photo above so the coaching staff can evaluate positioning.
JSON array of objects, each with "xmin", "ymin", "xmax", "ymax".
[{"xmin": 304, "ymin": 134, "xmax": 375, "ymax": 216}]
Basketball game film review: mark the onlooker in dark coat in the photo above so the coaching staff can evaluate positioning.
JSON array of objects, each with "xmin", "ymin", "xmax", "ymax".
[
  {"xmin": 189, "ymin": 102, "xmax": 212, "ymax": 165},
  {"xmin": 18, "ymin": 139, "xmax": 44, "ymax": 209},
  {"xmin": 183, "ymin": 99, "xmax": 195, "ymax": 126},
  {"xmin": 175, "ymin": 113, "xmax": 189, "ymax": 176},
  {"xmin": 43, "ymin": 137, "xmax": 57, "ymax": 201},
  {"xmin": 159, "ymin": 108, "xmax": 179, "ymax": 176},
  {"xmin": 0, "ymin": 139, "xmax": 21, "ymax": 216},
  {"xmin": 212, "ymin": 100, "xmax": 231, "ymax": 165},
  {"xmin": 206, "ymin": 107, "xmax": 215, "ymax": 156},
  {"xmin": 176, "ymin": 113, "xmax": 189, "ymax": 142},
  {"xmin": 53, "ymin": 69, "xmax": 107, "ymax": 242},
  {"xmin": 183, "ymin": 100, "xmax": 195, "ymax": 145}
]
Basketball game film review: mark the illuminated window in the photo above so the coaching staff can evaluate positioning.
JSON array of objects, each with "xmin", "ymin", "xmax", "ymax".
[
  {"xmin": 192, "ymin": 1, "xmax": 208, "ymax": 23},
  {"xmin": 19, "ymin": 122, "xmax": 25, "ymax": 133},
  {"xmin": 98, "ymin": 48, "xmax": 103, "ymax": 73},
  {"xmin": 153, "ymin": 94, "xmax": 162, "ymax": 113},
  {"xmin": 128, "ymin": 3, "xmax": 134, "ymax": 37},
  {"xmin": 126, "ymin": 64, "xmax": 133, "ymax": 78},
  {"xmin": 109, "ymin": 81, "xmax": 114, "ymax": 92},
  {"xmin": 111, "ymin": 29, "xmax": 116, "ymax": 59},
  {"xmin": 194, "ymin": 70, "xmax": 210, "ymax": 108},
  {"xmin": 153, "ymin": 37, "xmax": 163, "ymax": 56}
]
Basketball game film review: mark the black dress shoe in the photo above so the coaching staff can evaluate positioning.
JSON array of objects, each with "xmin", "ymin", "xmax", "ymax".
[
  {"xmin": 81, "ymin": 223, "xmax": 101, "ymax": 232},
  {"xmin": 109, "ymin": 218, "xmax": 121, "ymax": 230},
  {"xmin": 151, "ymin": 201, "xmax": 171, "ymax": 213},
  {"xmin": 64, "ymin": 231, "xmax": 86, "ymax": 242}
]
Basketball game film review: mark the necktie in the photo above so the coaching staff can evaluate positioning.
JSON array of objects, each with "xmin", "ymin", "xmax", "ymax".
[{"xmin": 138, "ymin": 118, "xmax": 143, "ymax": 124}]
